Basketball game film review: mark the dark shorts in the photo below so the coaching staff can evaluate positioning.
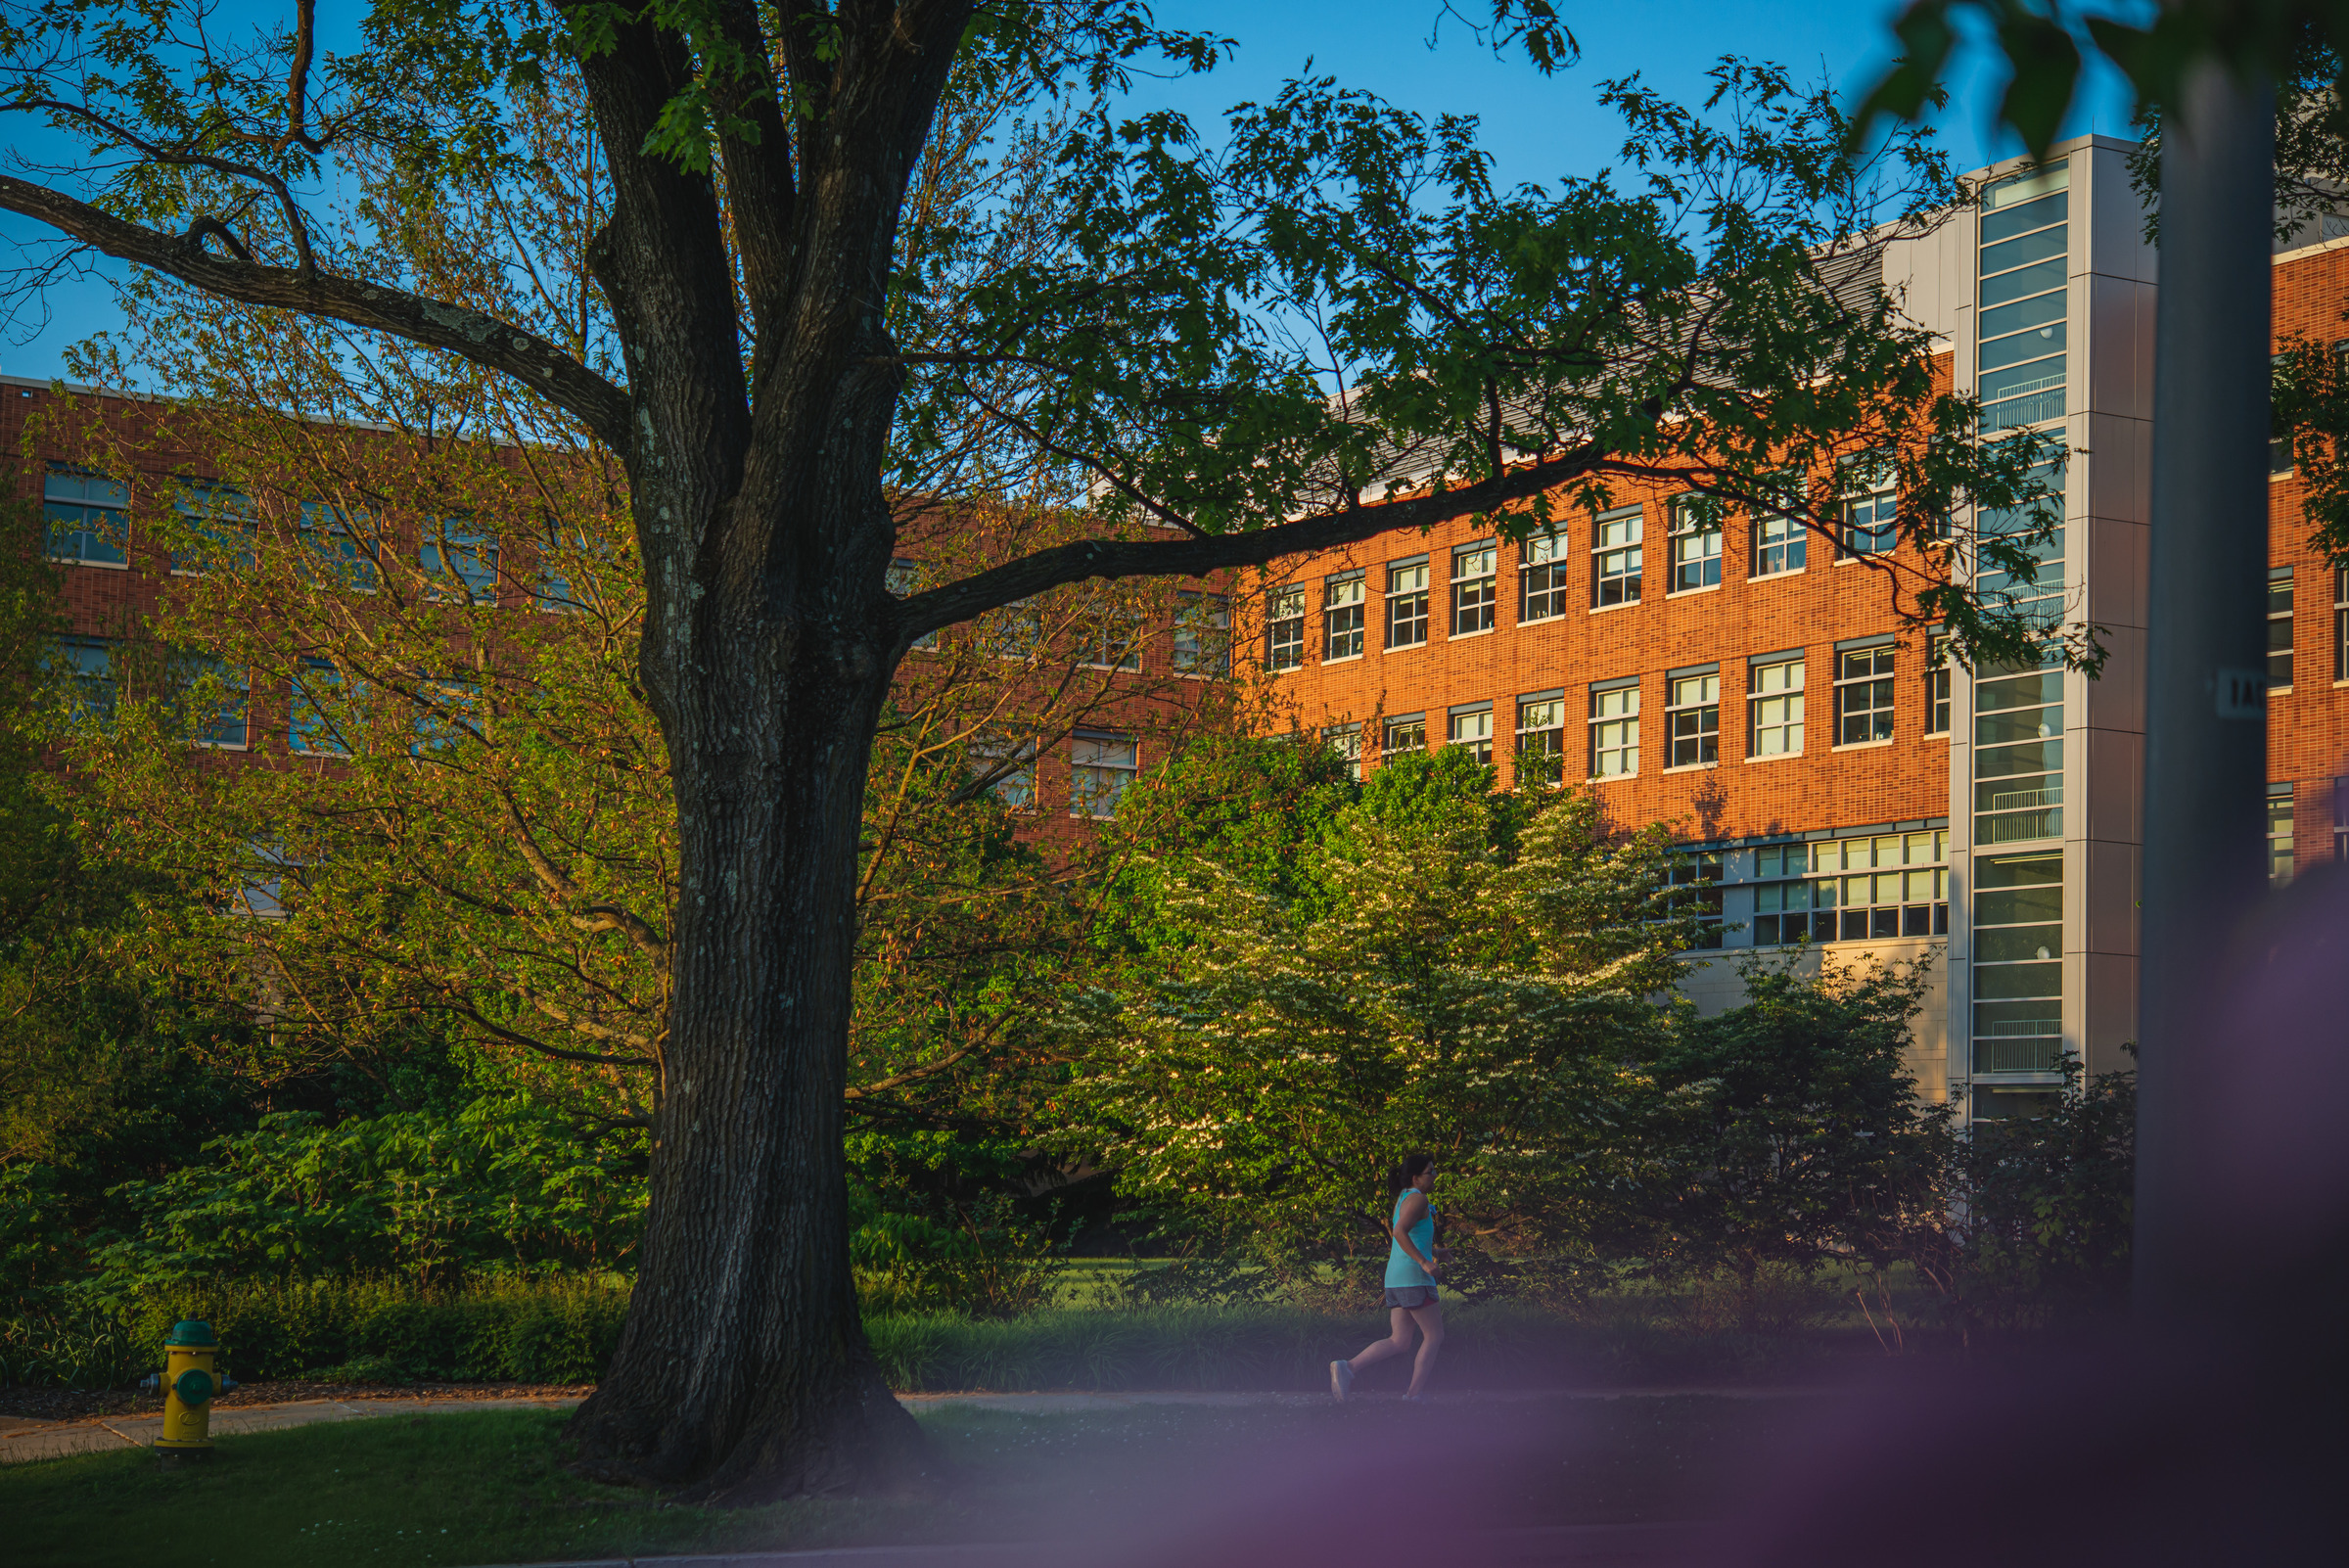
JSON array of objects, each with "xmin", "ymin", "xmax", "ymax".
[{"xmin": 1384, "ymin": 1286, "xmax": 1441, "ymax": 1310}]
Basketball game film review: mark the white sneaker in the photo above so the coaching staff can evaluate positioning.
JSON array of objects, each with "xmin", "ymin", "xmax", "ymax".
[{"xmin": 1329, "ymin": 1360, "xmax": 1354, "ymax": 1403}]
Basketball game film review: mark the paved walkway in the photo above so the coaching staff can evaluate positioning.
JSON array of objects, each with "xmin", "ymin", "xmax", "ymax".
[
  {"xmin": 483, "ymin": 1522, "xmax": 1714, "ymax": 1567},
  {"xmin": 3, "ymin": 1385, "xmax": 1835, "ymax": 1466},
  {"xmin": 0, "ymin": 1394, "xmax": 585, "ymax": 1465}
]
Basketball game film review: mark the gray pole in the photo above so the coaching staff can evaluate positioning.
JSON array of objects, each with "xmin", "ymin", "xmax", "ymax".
[{"xmin": 2133, "ymin": 61, "xmax": 2275, "ymax": 1323}]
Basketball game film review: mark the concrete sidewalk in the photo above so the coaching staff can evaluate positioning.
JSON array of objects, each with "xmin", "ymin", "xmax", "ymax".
[
  {"xmin": 3, "ymin": 1384, "xmax": 1836, "ymax": 1466},
  {"xmin": 0, "ymin": 1394, "xmax": 585, "ymax": 1465},
  {"xmin": 480, "ymin": 1522, "xmax": 1715, "ymax": 1567}
]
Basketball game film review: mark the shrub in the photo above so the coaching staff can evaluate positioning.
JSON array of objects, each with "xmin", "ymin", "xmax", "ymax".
[
  {"xmin": 86, "ymin": 1096, "xmax": 647, "ymax": 1291},
  {"xmin": 850, "ymin": 1190, "xmax": 1064, "ymax": 1318},
  {"xmin": 1, "ymin": 1275, "xmax": 630, "ymax": 1387}
]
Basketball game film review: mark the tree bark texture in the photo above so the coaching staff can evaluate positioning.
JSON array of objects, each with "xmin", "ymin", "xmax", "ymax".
[{"xmin": 551, "ymin": 8, "xmax": 963, "ymax": 1499}]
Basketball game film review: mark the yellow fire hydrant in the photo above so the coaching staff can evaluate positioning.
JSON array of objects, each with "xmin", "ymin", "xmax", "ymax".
[{"xmin": 143, "ymin": 1319, "xmax": 237, "ymax": 1456}]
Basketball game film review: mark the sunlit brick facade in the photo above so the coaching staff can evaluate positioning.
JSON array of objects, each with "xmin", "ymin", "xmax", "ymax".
[{"xmin": 1243, "ymin": 136, "xmax": 2349, "ymax": 1120}]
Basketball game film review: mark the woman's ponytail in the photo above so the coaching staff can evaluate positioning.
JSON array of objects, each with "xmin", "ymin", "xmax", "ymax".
[{"xmin": 1388, "ymin": 1150, "xmax": 1435, "ymax": 1198}]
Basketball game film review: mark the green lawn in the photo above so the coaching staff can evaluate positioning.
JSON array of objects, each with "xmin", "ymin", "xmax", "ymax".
[{"xmin": 5, "ymin": 1396, "xmax": 1824, "ymax": 1566}]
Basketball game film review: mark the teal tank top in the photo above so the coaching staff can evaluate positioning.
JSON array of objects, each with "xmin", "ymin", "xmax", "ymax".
[{"xmin": 1384, "ymin": 1190, "xmax": 1436, "ymax": 1288}]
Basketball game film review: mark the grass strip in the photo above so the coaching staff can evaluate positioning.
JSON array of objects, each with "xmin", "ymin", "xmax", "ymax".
[{"xmin": 4, "ymin": 1395, "xmax": 1826, "ymax": 1568}]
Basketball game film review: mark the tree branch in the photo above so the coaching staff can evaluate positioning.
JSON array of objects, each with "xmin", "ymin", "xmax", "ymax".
[
  {"xmin": 0, "ymin": 174, "xmax": 634, "ymax": 449},
  {"xmin": 893, "ymin": 437, "xmax": 1610, "ymax": 643}
]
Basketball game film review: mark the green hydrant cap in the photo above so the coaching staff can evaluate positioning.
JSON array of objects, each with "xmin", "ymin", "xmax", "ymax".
[
  {"xmin": 172, "ymin": 1368, "xmax": 214, "ymax": 1407},
  {"xmin": 164, "ymin": 1319, "xmax": 217, "ymax": 1348}
]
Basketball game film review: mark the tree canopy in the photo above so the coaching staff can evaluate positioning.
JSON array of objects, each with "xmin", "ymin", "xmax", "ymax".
[{"xmin": 0, "ymin": 0, "xmax": 2086, "ymax": 1498}]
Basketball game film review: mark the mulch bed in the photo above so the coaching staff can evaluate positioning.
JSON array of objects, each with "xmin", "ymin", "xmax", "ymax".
[{"xmin": 0, "ymin": 1380, "xmax": 595, "ymax": 1423}]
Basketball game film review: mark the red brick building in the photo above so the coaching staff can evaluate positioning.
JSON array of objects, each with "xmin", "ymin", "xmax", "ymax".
[{"xmin": 1242, "ymin": 136, "xmax": 2349, "ymax": 1119}]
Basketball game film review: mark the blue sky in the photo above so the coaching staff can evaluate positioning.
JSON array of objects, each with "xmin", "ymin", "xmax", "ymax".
[{"xmin": 0, "ymin": 0, "xmax": 2143, "ymax": 382}]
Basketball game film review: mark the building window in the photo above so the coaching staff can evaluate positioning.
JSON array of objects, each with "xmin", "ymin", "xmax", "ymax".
[
  {"xmin": 888, "ymin": 559, "xmax": 941, "ymax": 651},
  {"xmin": 1753, "ymin": 508, "xmax": 1806, "ymax": 577},
  {"xmin": 410, "ymin": 671, "xmax": 482, "ymax": 754},
  {"xmin": 1973, "ymin": 658, "xmax": 2063, "ymax": 846},
  {"xmin": 1081, "ymin": 599, "xmax": 1144, "ymax": 670},
  {"xmin": 1450, "ymin": 541, "xmax": 1497, "ymax": 635},
  {"xmin": 1667, "ymin": 672, "xmax": 1719, "ymax": 767},
  {"xmin": 1325, "ymin": 722, "xmax": 1362, "ymax": 782},
  {"xmin": 1385, "ymin": 558, "xmax": 1430, "ymax": 648},
  {"xmin": 51, "ymin": 636, "xmax": 118, "ymax": 725},
  {"xmin": 988, "ymin": 599, "xmax": 1045, "ymax": 661},
  {"xmin": 1265, "ymin": 585, "xmax": 1306, "ymax": 670},
  {"xmin": 1514, "ymin": 693, "xmax": 1566, "ymax": 785},
  {"xmin": 969, "ymin": 734, "xmax": 1036, "ymax": 808},
  {"xmin": 2269, "ymin": 781, "xmax": 2295, "ymax": 885},
  {"xmin": 1520, "ymin": 528, "xmax": 1570, "ymax": 622},
  {"xmin": 169, "ymin": 482, "xmax": 258, "ymax": 576},
  {"xmin": 1840, "ymin": 454, "xmax": 1897, "ymax": 555},
  {"xmin": 1927, "ymin": 634, "xmax": 1953, "ymax": 735},
  {"xmin": 1972, "ymin": 850, "xmax": 2063, "ymax": 1078},
  {"xmin": 1667, "ymin": 852, "xmax": 1725, "ymax": 949},
  {"xmin": 1749, "ymin": 831, "xmax": 1949, "ymax": 948},
  {"xmin": 1589, "ymin": 681, "xmax": 1638, "ymax": 778},
  {"xmin": 1174, "ymin": 591, "xmax": 1230, "ymax": 675},
  {"xmin": 1383, "ymin": 713, "xmax": 1427, "ymax": 757},
  {"xmin": 1748, "ymin": 659, "xmax": 1805, "ymax": 758},
  {"xmin": 42, "ymin": 466, "xmax": 129, "ymax": 567},
  {"xmin": 2336, "ymin": 568, "xmax": 2348, "ymax": 684},
  {"xmin": 2268, "ymin": 566, "xmax": 2294, "ymax": 690},
  {"xmin": 290, "ymin": 658, "xmax": 353, "ymax": 757},
  {"xmin": 1978, "ymin": 159, "xmax": 2069, "ymax": 431},
  {"xmin": 1835, "ymin": 645, "xmax": 1897, "ymax": 744},
  {"xmin": 1448, "ymin": 704, "xmax": 1495, "ymax": 765},
  {"xmin": 187, "ymin": 654, "xmax": 250, "ymax": 750},
  {"xmin": 421, "ymin": 516, "xmax": 499, "ymax": 605},
  {"xmin": 1667, "ymin": 495, "xmax": 1723, "ymax": 592},
  {"xmin": 1070, "ymin": 733, "xmax": 1137, "ymax": 817},
  {"xmin": 302, "ymin": 501, "xmax": 380, "ymax": 593},
  {"xmin": 1323, "ymin": 571, "xmax": 1366, "ymax": 660},
  {"xmin": 1591, "ymin": 506, "xmax": 1642, "ymax": 607},
  {"xmin": 2335, "ymin": 776, "xmax": 2348, "ymax": 863}
]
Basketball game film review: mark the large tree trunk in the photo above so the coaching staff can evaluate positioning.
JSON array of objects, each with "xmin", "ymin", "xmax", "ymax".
[
  {"xmin": 567, "ymin": 649, "xmax": 927, "ymax": 1502},
  {"xmin": 546, "ymin": 6, "xmax": 965, "ymax": 1500}
]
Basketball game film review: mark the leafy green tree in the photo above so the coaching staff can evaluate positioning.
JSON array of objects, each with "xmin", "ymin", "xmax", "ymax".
[
  {"xmin": 1632, "ymin": 955, "xmax": 1933, "ymax": 1334},
  {"xmin": 1066, "ymin": 751, "xmax": 1687, "ymax": 1302},
  {"xmin": 0, "ymin": 2, "xmax": 2070, "ymax": 1492}
]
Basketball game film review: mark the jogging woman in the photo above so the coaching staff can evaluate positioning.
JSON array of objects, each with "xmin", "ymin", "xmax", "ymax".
[{"xmin": 1329, "ymin": 1151, "xmax": 1447, "ymax": 1402}]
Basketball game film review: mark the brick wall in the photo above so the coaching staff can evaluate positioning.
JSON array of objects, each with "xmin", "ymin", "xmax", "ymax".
[{"xmin": 2268, "ymin": 242, "xmax": 2349, "ymax": 874}]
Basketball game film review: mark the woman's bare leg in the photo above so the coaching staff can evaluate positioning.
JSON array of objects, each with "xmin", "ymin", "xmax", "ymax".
[
  {"xmin": 1402, "ymin": 1304, "xmax": 1445, "ymax": 1396},
  {"xmin": 1346, "ymin": 1308, "xmax": 1416, "ymax": 1370}
]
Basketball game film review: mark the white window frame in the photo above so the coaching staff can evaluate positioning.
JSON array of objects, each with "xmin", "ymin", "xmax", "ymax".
[
  {"xmin": 1449, "ymin": 541, "xmax": 1497, "ymax": 636},
  {"xmin": 2269, "ymin": 565, "xmax": 2294, "ymax": 692},
  {"xmin": 1835, "ymin": 644, "xmax": 1898, "ymax": 745},
  {"xmin": 1590, "ymin": 506, "xmax": 1642, "ymax": 607},
  {"xmin": 1386, "ymin": 558, "xmax": 1430, "ymax": 648},
  {"xmin": 1514, "ymin": 692, "xmax": 1565, "ymax": 784},
  {"xmin": 1266, "ymin": 585, "xmax": 1307, "ymax": 670},
  {"xmin": 1174, "ymin": 591, "xmax": 1231, "ymax": 675},
  {"xmin": 1520, "ymin": 529, "xmax": 1570, "ymax": 622},
  {"xmin": 1070, "ymin": 733, "xmax": 1138, "ymax": 818},
  {"xmin": 1747, "ymin": 658, "xmax": 1805, "ymax": 758},
  {"xmin": 1668, "ymin": 495, "xmax": 1722, "ymax": 592},
  {"xmin": 1448, "ymin": 703, "xmax": 1494, "ymax": 764},
  {"xmin": 1323, "ymin": 571, "xmax": 1366, "ymax": 660},
  {"xmin": 1588, "ymin": 680, "xmax": 1638, "ymax": 778},
  {"xmin": 1666, "ymin": 671, "xmax": 1720, "ymax": 767},
  {"xmin": 43, "ymin": 466, "xmax": 129, "ymax": 568}
]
